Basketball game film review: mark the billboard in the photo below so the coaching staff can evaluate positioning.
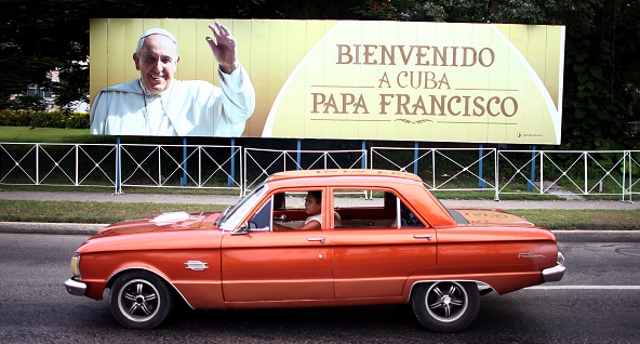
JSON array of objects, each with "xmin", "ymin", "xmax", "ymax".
[{"xmin": 90, "ymin": 19, "xmax": 565, "ymax": 144}]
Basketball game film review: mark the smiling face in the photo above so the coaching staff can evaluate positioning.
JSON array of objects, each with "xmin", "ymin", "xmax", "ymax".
[{"xmin": 133, "ymin": 35, "xmax": 180, "ymax": 94}]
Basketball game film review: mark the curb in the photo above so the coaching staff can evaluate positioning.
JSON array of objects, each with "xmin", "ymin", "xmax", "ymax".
[
  {"xmin": 0, "ymin": 222, "xmax": 107, "ymax": 236},
  {"xmin": 1, "ymin": 222, "xmax": 639, "ymax": 242},
  {"xmin": 552, "ymin": 230, "xmax": 640, "ymax": 242}
]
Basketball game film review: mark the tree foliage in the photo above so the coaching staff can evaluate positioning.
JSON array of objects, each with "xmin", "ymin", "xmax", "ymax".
[{"xmin": 0, "ymin": 0, "xmax": 638, "ymax": 148}]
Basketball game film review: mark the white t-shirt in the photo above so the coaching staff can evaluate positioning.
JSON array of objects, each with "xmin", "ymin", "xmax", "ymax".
[{"xmin": 304, "ymin": 214, "xmax": 322, "ymax": 226}]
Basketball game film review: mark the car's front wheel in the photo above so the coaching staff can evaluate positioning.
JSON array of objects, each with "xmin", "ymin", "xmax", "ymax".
[
  {"xmin": 109, "ymin": 271, "xmax": 174, "ymax": 329},
  {"xmin": 411, "ymin": 281, "xmax": 480, "ymax": 332}
]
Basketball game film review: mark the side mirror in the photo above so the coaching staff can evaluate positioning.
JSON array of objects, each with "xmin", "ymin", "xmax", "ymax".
[{"xmin": 232, "ymin": 223, "xmax": 250, "ymax": 235}]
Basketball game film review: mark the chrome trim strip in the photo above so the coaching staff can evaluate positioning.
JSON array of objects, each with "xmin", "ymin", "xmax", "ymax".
[{"xmin": 185, "ymin": 260, "xmax": 209, "ymax": 271}]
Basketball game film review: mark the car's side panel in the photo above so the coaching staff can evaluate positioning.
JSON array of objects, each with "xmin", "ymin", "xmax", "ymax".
[
  {"xmin": 77, "ymin": 229, "xmax": 224, "ymax": 307},
  {"xmin": 402, "ymin": 227, "xmax": 559, "ymax": 296},
  {"xmin": 331, "ymin": 228, "xmax": 437, "ymax": 298},
  {"xmin": 221, "ymin": 231, "xmax": 334, "ymax": 303},
  {"xmin": 80, "ymin": 248, "xmax": 223, "ymax": 308}
]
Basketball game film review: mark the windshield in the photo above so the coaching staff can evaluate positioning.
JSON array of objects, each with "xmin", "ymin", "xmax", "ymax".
[{"xmin": 218, "ymin": 183, "xmax": 269, "ymax": 231}]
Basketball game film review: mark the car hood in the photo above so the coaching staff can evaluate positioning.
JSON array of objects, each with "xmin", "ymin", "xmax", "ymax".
[
  {"xmin": 451, "ymin": 208, "xmax": 535, "ymax": 226},
  {"xmin": 76, "ymin": 211, "xmax": 225, "ymax": 253},
  {"xmin": 93, "ymin": 211, "xmax": 222, "ymax": 236}
]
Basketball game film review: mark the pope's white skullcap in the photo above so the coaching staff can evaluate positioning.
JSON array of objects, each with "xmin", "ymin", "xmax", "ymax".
[{"xmin": 139, "ymin": 28, "xmax": 177, "ymax": 44}]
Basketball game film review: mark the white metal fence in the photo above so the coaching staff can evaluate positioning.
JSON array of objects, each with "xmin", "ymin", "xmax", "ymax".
[
  {"xmin": 243, "ymin": 148, "xmax": 367, "ymax": 193},
  {"xmin": 0, "ymin": 142, "xmax": 244, "ymax": 195},
  {"xmin": 0, "ymin": 142, "xmax": 637, "ymax": 201},
  {"xmin": 0, "ymin": 143, "xmax": 118, "ymax": 189},
  {"xmin": 370, "ymin": 146, "xmax": 498, "ymax": 194}
]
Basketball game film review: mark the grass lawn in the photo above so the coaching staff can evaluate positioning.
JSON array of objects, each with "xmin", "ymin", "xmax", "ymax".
[
  {"xmin": 0, "ymin": 126, "xmax": 105, "ymax": 143},
  {"xmin": 0, "ymin": 200, "xmax": 227, "ymax": 224}
]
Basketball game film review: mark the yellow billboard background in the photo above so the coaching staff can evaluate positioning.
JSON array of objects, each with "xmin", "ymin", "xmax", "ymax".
[{"xmin": 91, "ymin": 19, "xmax": 564, "ymax": 144}]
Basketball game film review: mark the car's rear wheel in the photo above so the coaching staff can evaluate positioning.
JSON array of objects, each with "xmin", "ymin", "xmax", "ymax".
[
  {"xmin": 411, "ymin": 281, "xmax": 480, "ymax": 332},
  {"xmin": 109, "ymin": 271, "xmax": 174, "ymax": 329}
]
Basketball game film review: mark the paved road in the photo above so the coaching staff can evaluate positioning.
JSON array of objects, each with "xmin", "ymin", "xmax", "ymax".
[{"xmin": 1, "ymin": 234, "xmax": 639, "ymax": 344}]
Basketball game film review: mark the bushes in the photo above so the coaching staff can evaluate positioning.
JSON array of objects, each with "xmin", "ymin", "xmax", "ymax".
[{"xmin": 0, "ymin": 109, "xmax": 89, "ymax": 129}]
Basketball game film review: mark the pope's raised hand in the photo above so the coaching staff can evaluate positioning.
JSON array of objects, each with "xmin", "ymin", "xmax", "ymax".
[{"xmin": 206, "ymin": 22, "xmax": 239, "ymax": 74}]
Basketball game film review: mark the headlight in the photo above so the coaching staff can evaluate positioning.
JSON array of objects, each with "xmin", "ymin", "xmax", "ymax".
[
  {"xmin": 70, "ymin": 253, "xmax": 81, "ymax": 278},
  {"xmin": 557, "ymin": 252, "xmax": 565, "ymax": 266}
]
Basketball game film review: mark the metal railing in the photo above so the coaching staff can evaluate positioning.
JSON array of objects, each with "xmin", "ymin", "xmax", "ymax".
[
  {"xmin": 0, "ymin": 142, "xmax": 637, "ymax": 202},
  {"xmin": 370, "ymin": 146, "xmax": 499, "ymax": 198},
  {"xmin": 118, "ymin": 143, "xmax": 243, "ymax": 195},
  {"xmin": 0, "ymin": 143, "xmax": 117, "ymax": 189},
  {"xmin": 243, "ymin": 147, "xmax": 367, "ymax": 193},
  {"xmin": 0, "ymin": 142, "xmax": 243, "ymax": 195}
]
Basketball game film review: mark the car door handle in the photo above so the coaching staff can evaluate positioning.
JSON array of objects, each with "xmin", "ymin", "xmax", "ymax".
[
  {"xmin": 308, "ymin": 237, "xmax": 325, "ymax": 244},
  {"xmin": 413, "ymin": 235, "xmax": 433, "ymax": 240}
]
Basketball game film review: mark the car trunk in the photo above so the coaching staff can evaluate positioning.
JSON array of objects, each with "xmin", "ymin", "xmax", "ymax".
[{"xmin": 450, "ymin": 208, "xmax": 534, "ymax": 227}]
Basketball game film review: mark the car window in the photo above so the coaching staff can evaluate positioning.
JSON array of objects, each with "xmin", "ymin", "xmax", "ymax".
[
  {"xmin": 332, "ymin": 189, "xmax": 424, "ymax": 229},
  {"xmin": 399, "ymin": 201, "xmax": 425, "ymax": 228},
  {"xmin": 219, "ymin": 183, "xmax": 269, "ymax": 231},
  {"xmin": 247, "ymin": 198, "xmax": 272, "ymax": 231},
  {"xmin": 270, "ymin": 190, "xmax": 324, "ymax": 231}
]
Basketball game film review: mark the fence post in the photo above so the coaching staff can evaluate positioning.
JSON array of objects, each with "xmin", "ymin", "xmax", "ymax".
[
  {"xmin": 478, "ymin": 144, "xmax": 485, "ymax": 189},
  {"xmin": 116, "ymin": 136, "xmax": 121, "ymax": 194},
  {"xmin": 297, "ymin": 139, "xmax": 302, "ymax": 170},
  {"xmin": 623, "ymin": 150, "xmax": 629, "ymax": 202},
  {"xmin": 229, "ymin": 138, "xmax": 235, "ymax": 187},
  {"xmin": 494, "ymin": 148, "xmax": 500, "ymax": 201},
  {"xmin": 35, "ymin": 144, "xmax": 39, "ymax": 185},
  {"xmin": 528, "ymin": 145, "xmax": 536, "ymax": 192},
  {"xmin": 539, "ymin": 150, "xmax": 544, "ymax": 194},
  {"xmin": 432, "ymin": 148, "xmax": 436, "ymax": 189},
  {"xmin": 181, "ymin": 137, "xmax": 187, "ymax": 187},
  {"xmin": 75, "ymin": 144, "xmax": 79, "ymax": 186},
  {"xmin": 362, "ymin": 141, "xmax": 367, "ymax": 169},
  {"xmin": 584, "ymin": 152, "xmax": 588, "ymax": 196},
  {"xmin": 414, "ymin": 142, "xmax": 419, "ymax": 175}
]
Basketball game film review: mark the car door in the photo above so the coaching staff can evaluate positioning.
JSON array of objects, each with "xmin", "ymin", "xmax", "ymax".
[
  {"xmin": 221, "ymin": 193, "xmax": 334, "ymax": 303},
  {"xmin": 331, "ymin": 189, "xmax": 437, "ymax": 299}
]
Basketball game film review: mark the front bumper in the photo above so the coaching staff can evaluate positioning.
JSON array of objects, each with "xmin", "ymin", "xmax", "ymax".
[{"xmin": 65, "ymin": 278, "xmax": 87, "ymax": 296}]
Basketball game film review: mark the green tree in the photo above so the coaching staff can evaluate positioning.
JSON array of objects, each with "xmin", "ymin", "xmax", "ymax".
[{"xmin": 0, "ymin": 0, "xmax": 90, "ymax": 109}]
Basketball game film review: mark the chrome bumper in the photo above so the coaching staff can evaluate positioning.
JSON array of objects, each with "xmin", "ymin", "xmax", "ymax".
[
  {"xmin": 65, "ymin": 278, "xmax": 87, "ymax": 296},
  {"xmin": 542, "ymin": 251, "xmax": 566, "ymax": 282},
  {"xmin": 542, "ymin": 264, "xmax": 566, "ymax": 282}
]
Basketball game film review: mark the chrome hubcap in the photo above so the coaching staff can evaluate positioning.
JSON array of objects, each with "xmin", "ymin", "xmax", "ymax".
[
  {"xmin": 118, "ymin": 279, "xmax": 160, "ymax": 322},
  {"xmin": 425, "ymin": 282, "xmax": 469, "ymax": 322}
]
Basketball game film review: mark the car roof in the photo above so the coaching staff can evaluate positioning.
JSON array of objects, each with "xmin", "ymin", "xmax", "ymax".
[{"xmin": 267, "ymin": 169, "xmax": 423, "ymax": 183}]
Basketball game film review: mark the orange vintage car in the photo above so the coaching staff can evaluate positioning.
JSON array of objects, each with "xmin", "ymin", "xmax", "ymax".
[{"xmin": 65, "ymin": 169, "xmax": 565, "ymax": 332}]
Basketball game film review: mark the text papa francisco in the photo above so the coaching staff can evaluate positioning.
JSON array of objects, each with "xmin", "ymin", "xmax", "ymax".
[{"xmin": 310, "ymin": 44, "xmax": 518, "ymax": 118}]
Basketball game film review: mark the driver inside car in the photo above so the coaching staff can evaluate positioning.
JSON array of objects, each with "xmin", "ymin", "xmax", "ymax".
[{"xmin": 273, "ymin": 191, "xmax": 322, "ymax": 230}]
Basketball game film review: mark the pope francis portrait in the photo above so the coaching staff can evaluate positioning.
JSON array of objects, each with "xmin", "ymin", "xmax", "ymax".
[{"xmin": 89, "ymin": 23, "xmax": 255, "ymax": 137}]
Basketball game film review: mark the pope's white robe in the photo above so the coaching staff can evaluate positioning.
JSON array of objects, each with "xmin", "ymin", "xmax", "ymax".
[{"xmin": 89, "ymin": 65, "xmax": 255, "ymax": 137}]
